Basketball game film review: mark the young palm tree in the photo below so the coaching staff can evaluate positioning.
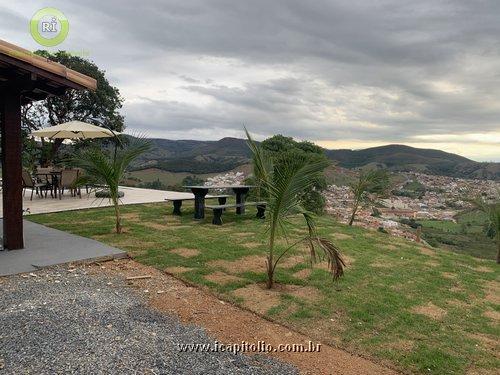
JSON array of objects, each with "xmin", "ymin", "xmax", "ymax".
[
  {"xmin": 348, "ymin": 169, "xmax": 389, "ymax": 226},
  {"xmin": 471, "ymin": 195, "xmax": 500, "ymax": 264},
  {"xmin": 73, "ymin": 137, "xmax": 151, "ymax": 234},
  {"xmin": 246, "ymin": 129, "xmax": 345, "ymax": 289}
]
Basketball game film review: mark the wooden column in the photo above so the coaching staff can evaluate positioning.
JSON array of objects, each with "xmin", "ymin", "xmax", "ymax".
[{"xmin": 0, "ymin": 90, "xmax": 24, "ymax": 249}]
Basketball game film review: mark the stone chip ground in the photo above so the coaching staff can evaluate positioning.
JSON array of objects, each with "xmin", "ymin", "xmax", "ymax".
[{"xmin": 0, "ymin": 266, "xmax": 296, "ymax": 374}]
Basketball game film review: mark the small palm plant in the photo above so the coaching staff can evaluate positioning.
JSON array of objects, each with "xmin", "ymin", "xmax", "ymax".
[
  {"xmin": 348, "ymin": 169, "xmax": 389, "ymax": 226},
  {"xmin": 246, "ymin": 129, "xmax": 345, "ymax": 289},
  {"xmin": 471, "ymin": 194, "xmax": 500, "ymax": 264},
  {"xmin": 72, "ymin": 137, "xmax": 151, "ymax": 234}
]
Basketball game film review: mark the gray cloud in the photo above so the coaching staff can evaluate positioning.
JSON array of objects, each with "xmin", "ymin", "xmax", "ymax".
[{"xmin": 2, "ymin": 0, "xmax": 500, "ymax": 159}]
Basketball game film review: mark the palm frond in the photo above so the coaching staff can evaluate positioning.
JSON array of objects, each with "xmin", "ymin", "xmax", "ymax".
[
  {"xmin": 245, "ymin": 127, "xmax": 345, "ymax": 287},
  {"xmin": 313, "ymin": 237, "xmax": 345, "ymax": 280},
  {"xmin": 245, "ymin": 127, "xmax": 272, "ymax": 194}
]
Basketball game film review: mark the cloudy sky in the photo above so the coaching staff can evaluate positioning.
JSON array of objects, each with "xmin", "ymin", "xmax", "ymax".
[{"xmin": 2, "ymin": 1, "xmax": 500, "ymax": 161}]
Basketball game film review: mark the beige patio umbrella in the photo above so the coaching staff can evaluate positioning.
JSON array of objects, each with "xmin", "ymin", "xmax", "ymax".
[{"xmin": 30, "ymin": 120, "xmax": 120, "ymax": 140}]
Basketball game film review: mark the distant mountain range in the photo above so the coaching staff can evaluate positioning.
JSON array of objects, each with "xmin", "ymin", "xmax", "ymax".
[{"xmin": 132, "ymin": 137, "xmax": 500, "ymax": 180}]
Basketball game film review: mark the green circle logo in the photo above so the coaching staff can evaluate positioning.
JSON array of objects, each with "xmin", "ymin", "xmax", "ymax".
[{"xmin": 30, "ymin": 8, "xmax": 69, "ymax": 47}]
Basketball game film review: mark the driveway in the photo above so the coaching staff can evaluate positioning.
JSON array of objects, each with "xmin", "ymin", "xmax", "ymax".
[{"xmin": 0, "ymin": 266, "xmax": 296, "ymax": 374}]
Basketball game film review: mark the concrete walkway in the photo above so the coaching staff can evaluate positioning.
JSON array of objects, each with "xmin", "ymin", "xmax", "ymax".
[
  {"xmin": 0, "ymin": 220, "xmax": 126, "ymax": 276},
  {"xmin": 0, "ymin": 186, "xmax": 195, "ymax": 217}
]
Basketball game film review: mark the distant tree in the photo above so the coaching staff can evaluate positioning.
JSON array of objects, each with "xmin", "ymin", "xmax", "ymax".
[
  {"xmin": 348, "ymin": 169, "xmax": 390, "ymax": 226},
  {"xmin": 471, "ymin": 195, "xmax": 500, "ymax": 263},
  {"xmin": 246, "ymin": 129, "xmax": 345, "ymax": 289},
  {"xmin": 261, "ymin": 135, "xmax": 328, "ymax": 214},
  {"xmin": 22, "ymin": 51, "xmax": 124, "ymax": 165},
  {"xmin": 182, "ymin": 175, "xmax": 204, "ymax": 186},
  {"xmin": 139, "ymin": 178, "xmax": 167, "ymax": 190}
]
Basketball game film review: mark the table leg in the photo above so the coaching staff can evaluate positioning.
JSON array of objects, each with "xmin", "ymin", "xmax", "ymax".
[
  {"xmin": 234, "ymin": 187, "xmax": 249, "ymax": 214},
  {"xmin": 173, "ymin": 200, "xmax": 182, "ymax": 215},
  {"xmin": 191, "ymin": 188, "xmax": 208, "ymax": 219}
]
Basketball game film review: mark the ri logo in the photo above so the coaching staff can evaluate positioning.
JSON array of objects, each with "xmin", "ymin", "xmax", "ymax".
[
  {"xmin": 30, "ymin": 8, "xmax": 69, "ymax": 47},
  {"xmin": 42, "ymin": 17, "xmax": 59, "ymax": 33}
]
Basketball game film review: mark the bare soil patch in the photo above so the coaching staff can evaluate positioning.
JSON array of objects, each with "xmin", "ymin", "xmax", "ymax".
[
  {"xmin": 425, "ymin": 260, "xmax": 440, "ymax": 267},
  {"xmin": 281, "ymin": 255, "xmax": 307, "ymax": 268},
  {"xmin": 468, "ymin": 333, "xmax": 499, "ymax": 357},
  {"xmin": 293, "ymin": 268, "xmax": 312, "ymax": 279},
  {"xmin": 233, "ymin": 232, "xmax": 254, "ymax": 237},
  {"xmin": 466, "ymin": 368, "xmax": 499, "ymax": 375},
  {"xmin": 233, "ymin": 283, "xmax": 322, "ymax": 314},
  {"xmin": 241, "ymin": 242, "xmax": 263, "ymax": 249},
  {"xmin": 333, "ymin": 233, "xmax": 353, "ymax": 240},
  {"xmin": 208, "ymin": 255, "xmax": 266, "ymax": 274},
  {"xmin": 483, "ymin": 280, "xmax": 500, "ymax": 304},
  {"xmin": 474, "ymin": 266, "xmax": 495, "ymax": 273},
  {"xmin": 169, "ymin": 248, "xmax": 200, "ymax": 258},
  {"xmin": 94, "ymin": 259, "xmax": 397, "ymax": 375},
  {"xmin": 288, "ymin": 286, "xmax": 322, "ymax": 303},
  {"xmin": 371, "ymin": 261, "xmax": 392, "ymax": 269},
  {"xmin": 442, "ymin": 272, "xmax": 456, "ymax": 279},
  {"xmin": 483, "ymin": 310, "xmax": 500, "ymax": 322},
  {"xmin": 411, "ymin": 302, "xmax": 447, "ymax": 320},
  {"xmin": 101, "ymin": 238, "xmax": 157, "ymax": 255},
  {"xmin": 204, "ymin": 272, "xmax": 244, "ymax": 285},
  {"xmin": 383, "ymin": 339, "xmax": 415, "ymax": 352},
  {"xmin": 450, "ymin": 285, "xmax": 465, "ymax": 293},
  {"xmin": 141, "ymin": 221, "xmax": 170, "ymax": 230},
  {"xmin": 419, "ymin": 247, "xmax": 437, "ymax": 257},
  {"xmin": 382, "ymin": 244, "xmax": 398, "ymax": 251},
  {"xmin": 233, "ymin": 284, "xmax": 282, "ymax": 314},
  {"xmin": 121, "ymin": 212, "xmax": 141, "ymax": 221},
  {"xmin": 446, "ymin": 299, "xmax": 469, "ymax": 308},
  {"xmin": 164, "ymin": 266, "xmax": 194, "ymax": 274},
  {"xmin": 166, "ymin": 225, "xmax": 192, "ymax": 230}
]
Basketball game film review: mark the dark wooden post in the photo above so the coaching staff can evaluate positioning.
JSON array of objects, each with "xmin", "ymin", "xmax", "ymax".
[{"xmin": 0, "ymin": 90, "xmax": 24, "ymax": 249}]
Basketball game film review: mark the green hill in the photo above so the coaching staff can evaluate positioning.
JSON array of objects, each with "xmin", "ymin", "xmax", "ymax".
[
  {"xmin": 131, "ymin": 138, "xmax": 499, "ymax": 180},
  {"xmin": 325, "ymin": 144, "xmax": 500, "ymax": 179}
]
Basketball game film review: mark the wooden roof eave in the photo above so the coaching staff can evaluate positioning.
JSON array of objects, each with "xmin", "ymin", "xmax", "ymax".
[{"xmin": 0, "ymin": 39, "xmax": 97, "ymax": 92}]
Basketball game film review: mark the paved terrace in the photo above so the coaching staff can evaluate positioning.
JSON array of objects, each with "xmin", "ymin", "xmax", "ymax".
[
  {"xmin": 0, "ymin": 186, "xmax": 194, "ymax": 217},
  {"xmin": 0, "ymin": 187, "xmax": 194, "ymax": 277}
]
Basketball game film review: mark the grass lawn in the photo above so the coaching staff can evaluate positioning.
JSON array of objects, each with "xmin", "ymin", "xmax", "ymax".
[
  {"xmin": 28, "ymin": 202, "xmax": 499, "ymax": 375},
  {"xmin": 417, "ymin": 210, "xmax": 496, "ymax": 260}
]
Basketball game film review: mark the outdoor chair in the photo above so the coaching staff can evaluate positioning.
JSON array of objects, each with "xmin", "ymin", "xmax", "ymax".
[
  {"xmin": 74, "ymin": 167, "xmax": 91, "ymax": 194},
  {"xmin": 35, "ymin": 167, "xmax": 57, "ymax": 198},
  {"xmin": 22, "ymin": 169, "xmax": 49, "ymax": 200},
  {"xmin": 58, "ymin": 169, "xmax": 81, "ymax": 199}
]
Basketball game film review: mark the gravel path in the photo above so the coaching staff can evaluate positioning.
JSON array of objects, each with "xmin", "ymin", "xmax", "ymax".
[{"xmin": 0, "ymin": 267, "xmax": 297, "ymax": 374}]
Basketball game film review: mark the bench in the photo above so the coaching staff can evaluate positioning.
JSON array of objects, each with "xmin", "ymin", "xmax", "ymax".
[
  {"xmin": 166, "ymin": 195, "xmax": 231, "ymax": 215},
  {"xmin": 205, "ymin": 202, "xmax": 267, "ymax": 225}
]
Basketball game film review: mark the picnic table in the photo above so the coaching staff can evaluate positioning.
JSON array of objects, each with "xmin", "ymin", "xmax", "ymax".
[{"xmin": 184, "ymin": 185, "xmax": 255, "ymax": 219}]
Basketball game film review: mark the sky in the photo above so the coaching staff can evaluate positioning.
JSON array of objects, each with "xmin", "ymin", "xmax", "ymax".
[{"xmin": 1, "ymin": 0, "xmax": 499, "ymax": 161}]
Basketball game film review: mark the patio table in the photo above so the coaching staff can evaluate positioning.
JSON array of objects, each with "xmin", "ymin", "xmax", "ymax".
[
  {"xmin": 35, "ymin": 171, "xmax": 62, "ymax": 198},
  {"xmin": 184, "ymin": 185, "xmax": 255, "ymax": 219}
]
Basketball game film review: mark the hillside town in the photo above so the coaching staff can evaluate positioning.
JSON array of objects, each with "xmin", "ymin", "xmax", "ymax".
[
  {"xmin": 324, "ymin": 172, "xmax": 500, "ymax": 241},
  {"xmin": 196, "ymin": 169, "xmax": 499, "ymax": 242}
]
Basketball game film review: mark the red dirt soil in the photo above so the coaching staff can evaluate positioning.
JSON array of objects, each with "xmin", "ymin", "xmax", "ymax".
[{"xmin": 91, "ymin": 259, "xmax": 399, "ymax": 375}]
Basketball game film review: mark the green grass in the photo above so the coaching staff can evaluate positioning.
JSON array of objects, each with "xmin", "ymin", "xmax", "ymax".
[
  {"xmin": 418, "ymin": 219, "xmax": 460, "ymax": 232},
  {"xmin": 417, "ymin": 210, "xmax": 496, "ymax": 260},
  {"xmin": 27, "ymin": 203, "xmax": 500, "ymax": 375},
  {"xmin": 403, "ymin": 180, "xmax": 426, "ymax": 192}
]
